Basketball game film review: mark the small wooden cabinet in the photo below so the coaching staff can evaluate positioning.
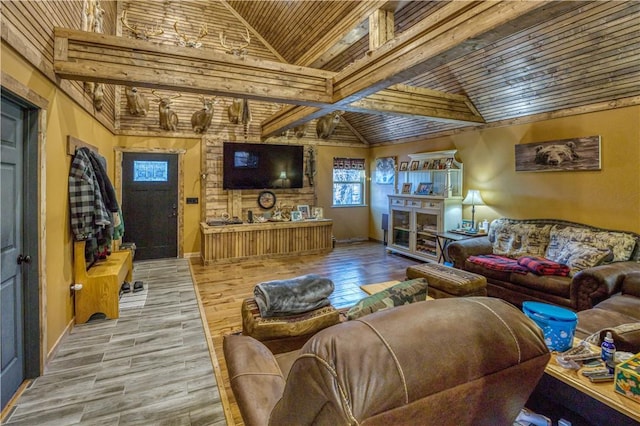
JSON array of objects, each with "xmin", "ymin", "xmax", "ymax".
[{"xmin": 387, "ymin": 195, "xmax": 461, "ymax": 262}]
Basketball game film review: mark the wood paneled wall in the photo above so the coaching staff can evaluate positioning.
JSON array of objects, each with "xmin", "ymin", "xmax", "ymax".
[
  {"xmin": 2, "ymin": 0, "xmax": 117, "ymax": 129},
  {"xmin": 202, "ymin": 136, "xmax": 318, "ymax": 222}
]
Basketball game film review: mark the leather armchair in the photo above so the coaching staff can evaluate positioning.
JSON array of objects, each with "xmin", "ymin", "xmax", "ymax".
[{"xmin": 224, "ymin": 297, "xmax": 550, "ymax": 426}]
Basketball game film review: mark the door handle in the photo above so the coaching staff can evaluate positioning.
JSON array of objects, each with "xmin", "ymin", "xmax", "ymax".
[{"xmin": 17, "ymin": 254, "xmax": 32, "ymax": 265}]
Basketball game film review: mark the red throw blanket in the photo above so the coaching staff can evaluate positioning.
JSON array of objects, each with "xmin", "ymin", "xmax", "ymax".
[
  {"xmin": 468, "ymin": 255, "xmax": 529, "ymax": 274},
  {"xmin": 517, "ymin": 256, "xmax": 570, "ymax": 277}
]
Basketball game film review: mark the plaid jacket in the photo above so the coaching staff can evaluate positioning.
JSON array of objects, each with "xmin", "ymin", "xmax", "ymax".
[{"xmin": 68, "ymin": 148, "xmax": 111, "ymax": 241}]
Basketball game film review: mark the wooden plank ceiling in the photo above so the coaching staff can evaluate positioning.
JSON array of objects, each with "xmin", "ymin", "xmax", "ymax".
[
  {"xmin": 229, "ymin": 0, "xmax": 640, "ymax": 144},
  {"xmin": 52, "ymin": 0, "xmax": 640, "ymax": 145}
]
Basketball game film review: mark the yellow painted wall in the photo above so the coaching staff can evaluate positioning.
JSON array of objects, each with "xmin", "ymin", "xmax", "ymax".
[
  {"xmin": 316, "ymin": 144, "xmax": 370, "ymax": 241},
  {"xmin": 115, "ymin": 136, "xmax": 202, "ymax": 255},
  {"xmin": 369, "ymin": 106, "xmax": 640, "ymax": 242},
  {"xmin": 4, "ymin": 33, "xmax": 639, "ymax": 362},
  {"xmin": 2, "ymin": 43, "xmax": 117, "ymax": 353}
]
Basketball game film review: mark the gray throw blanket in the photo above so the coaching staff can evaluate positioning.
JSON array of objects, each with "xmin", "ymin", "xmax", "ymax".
[{"xmin": 253, "ymin": 274, "xmax": 334, "ymax": 318}]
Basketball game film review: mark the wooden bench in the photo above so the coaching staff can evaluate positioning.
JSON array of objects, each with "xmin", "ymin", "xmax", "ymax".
[{"xmin": 73, "ymin": 240, "xmax": 133, "ymax": 323}]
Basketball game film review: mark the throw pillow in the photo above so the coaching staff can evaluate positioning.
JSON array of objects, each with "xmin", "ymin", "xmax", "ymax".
[
  {"xmin": 517, "ymin": 256, "xmax": 570, "ymax": 277},
  {"xmin": 490, "ymin": 220, "xmax": 551, "ymax": 258},
  {"xmin": 346, "ymin": 278, "xmax": 428, "ymax": 320},
  {"xmin": 554, "ymin": 241, "xmax": 613, "ymax": 277},
  {"xmin": 546, "ymin": 225, "xmax": 637, "ymax": 263}
]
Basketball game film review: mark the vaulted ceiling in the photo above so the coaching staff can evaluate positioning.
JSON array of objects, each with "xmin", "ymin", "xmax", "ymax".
[
  {"xmin": 51, "ymin": 0, "xmax": 640, "ymax": 145},
  {"xmin": 225, "ymin": 0, "xmax": 640, "ymax": 144}
]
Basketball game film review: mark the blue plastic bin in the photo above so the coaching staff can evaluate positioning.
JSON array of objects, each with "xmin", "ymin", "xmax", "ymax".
[{"xmin": 522, "ymin": 301, "xmax": 577, "ymax": 352}]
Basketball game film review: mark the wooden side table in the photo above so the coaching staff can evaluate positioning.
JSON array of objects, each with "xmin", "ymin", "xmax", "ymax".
[{"xmin": 539, "ymin": 339, "xmax": 639, "ymax": 423}]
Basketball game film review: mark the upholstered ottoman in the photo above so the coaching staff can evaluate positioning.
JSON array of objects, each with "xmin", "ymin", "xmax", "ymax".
[
  {"xmin": 241, "ymin": 298, "xmax": 340, "ymax": 353},
  {"xmin": 406, "ymin": 263, "xmax": 487, "ymax": 299}
]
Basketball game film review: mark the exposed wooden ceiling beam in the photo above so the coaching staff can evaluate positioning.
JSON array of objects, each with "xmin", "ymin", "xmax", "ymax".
[
  {"xmin": 53, "ymin": 27, "xmax": 482, "ymax": 126},
  {"xmin": 350, "ymin": 85, "xmax": 485, "ymax": 124},
  {"xmin": 53, "ymin": 2, "xmax": 574, "ymax": 139},
  {"xmin": 261, "ymin": 84, "xmax": 484, "ymax": 138},
  {"xmin": 263, "ymin": 1, "xmax": 579, "ymax": 138},
  {"xmin": 297, "ymin": 0, "xmax": 387, "ymax": 67},
  {"xmin": 53, "ymin": 27, "xmax": 334, "ymax": 105}
]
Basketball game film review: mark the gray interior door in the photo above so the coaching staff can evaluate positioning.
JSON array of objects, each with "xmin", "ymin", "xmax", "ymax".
[
  {"xmin": 1, "ymin": 95, "xmax": 25, "ymax": 409},
  {"xmin": 122, "ymin": 152, "xmax": 178, "ymax": 260}
]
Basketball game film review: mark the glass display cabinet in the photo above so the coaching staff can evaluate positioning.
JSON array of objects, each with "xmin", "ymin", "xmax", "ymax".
[{"xmin": 387, "ymin": 150, "xmax": 463, "ymax": 262}]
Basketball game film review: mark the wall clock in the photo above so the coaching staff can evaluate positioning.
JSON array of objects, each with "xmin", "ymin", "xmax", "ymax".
[{"xmin": 257, "ymin": 190, "xmax": 276, "ymax": 209}]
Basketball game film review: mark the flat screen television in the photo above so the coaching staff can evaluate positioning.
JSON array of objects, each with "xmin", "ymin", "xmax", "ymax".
[{"xmin": 223, "ymin": 142, "xmax": 304, "ymax": 190}]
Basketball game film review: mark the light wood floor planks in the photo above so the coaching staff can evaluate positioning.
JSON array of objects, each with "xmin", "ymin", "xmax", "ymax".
[{"xmin": 190, "ymin": 241, "xmax": 420, "ymax": 426}]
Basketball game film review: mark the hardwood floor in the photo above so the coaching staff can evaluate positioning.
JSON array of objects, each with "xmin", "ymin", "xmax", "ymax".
[
  {"xmin": 190, "ymin": 241, "xmax": 421, "ymax": 426},
  {"xmin": 2, "ymin": 258, "xmax": 225, "ymax": 426}
]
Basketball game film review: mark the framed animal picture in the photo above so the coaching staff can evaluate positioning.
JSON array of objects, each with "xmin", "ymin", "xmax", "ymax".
[
  {"xmin": 375, "ymin": 157, "xmax": 396, "ymax": 184},
  {"xmin": 399, "ymin": 161, "xmax": 409, "ymax": 171},
  {"xmin": 515, "ymin": 135, "xmax": 601, "ymax": 172},
  {"xmin": 401, "ymin": 183, "xmax": 412, "ymax": 194}
]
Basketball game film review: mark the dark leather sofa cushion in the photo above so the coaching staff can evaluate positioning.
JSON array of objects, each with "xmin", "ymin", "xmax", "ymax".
[
  {"xmin": 575, "ymin": 272, "xmax": 640, "ymax": 352},
  {"xmin": 622, "ymin": 271, "xmax": 640, "ymax": 297},
  {"xmin": 510, "ymin": 272, "xmax": 572, "ymax": 298}
]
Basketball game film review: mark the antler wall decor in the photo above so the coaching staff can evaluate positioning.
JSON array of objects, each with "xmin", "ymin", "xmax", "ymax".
[
  {"xmin": 121, "ymin": 11, "xmax": 164, "ymax": 40},
  {"xmin": 219, "ymin": 28, "xmax": 251, "ymax": 58},
  {"xmin": 174, "ymin": 21, "xmax": 208, "ymax": 48}
]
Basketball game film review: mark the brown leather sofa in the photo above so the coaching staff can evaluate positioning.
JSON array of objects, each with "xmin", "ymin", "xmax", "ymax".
[
  {"xmin": 447, "ymin": 219, "xmax": 640, "ymax": 311},
  {"xmin": 224, "ymin": 297, "xmax": 550, "ymax": 426},
  {"xmin": 575, "ymin": 271, "xmax": 640, "ymax": 353}
]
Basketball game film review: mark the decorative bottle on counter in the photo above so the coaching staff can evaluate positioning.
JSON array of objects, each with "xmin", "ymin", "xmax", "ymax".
[{"xmin": 601, "ymin": 331, "xmax": 616, "ymax": 362}]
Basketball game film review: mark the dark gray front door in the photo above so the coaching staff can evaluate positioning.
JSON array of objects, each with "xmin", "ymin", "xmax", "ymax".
[
  {"xmin": 1, "ymin": 95, "xmax": 25, "ymax": 409},
  {"xmin": 122, "ymin": 152, "xmax": 178, "ymax": 260}
]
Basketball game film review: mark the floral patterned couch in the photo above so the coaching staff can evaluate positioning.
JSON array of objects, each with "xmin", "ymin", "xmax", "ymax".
[{"xmin": 446, "ymin": 218, "xmax": 640, "ymax": 311}]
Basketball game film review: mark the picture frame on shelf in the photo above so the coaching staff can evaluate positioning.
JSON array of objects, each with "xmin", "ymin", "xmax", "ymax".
[
  {"xmin": 461, "ymin": 219, "xmax": 473, "ymax": 230},
  {"xmin": 422, "ymin": 161, "xmax": 431, "ymax": 170},
  {"xmin": 432, "ymin": 159, "xmax": 441, "ymax": 169},
  {"xmin": 312, "ymin": 207, "xmax": 324, "ymax": 219},
  {"xmin": 401, "ymin": 183, "xmax": 412, "ymax": 194},
  {"xmin": 399, "ymin": 161, "xmax": 409, "ymax": 171},
  {"xmin": 410, "ymin": 160, "xmax": 419, "ymax": 171},
  {"xmin": 415, "ymin": 182, "xmax": 433, "ymax": 195},
  {"xmin": 445, "ymin": 158, "xmax": 454, "ymax": 169},
  {"xmin": 296, "ymin": 204, "xmax": 310, "ymax": 219},
  {"xmin": 290, "ymin": 211, "xmax": 303, "ymax": 221}
]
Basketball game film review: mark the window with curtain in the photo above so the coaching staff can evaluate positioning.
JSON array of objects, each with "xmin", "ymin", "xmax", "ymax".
[{"xmin": 332, "ymin": 157, "xmax": 366, "ymax": 206}]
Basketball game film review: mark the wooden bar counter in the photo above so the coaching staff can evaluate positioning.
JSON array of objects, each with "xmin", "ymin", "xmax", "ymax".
[{"xmin": 200, "ymin": 219, "xmax": 333, "ymax": 265}]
